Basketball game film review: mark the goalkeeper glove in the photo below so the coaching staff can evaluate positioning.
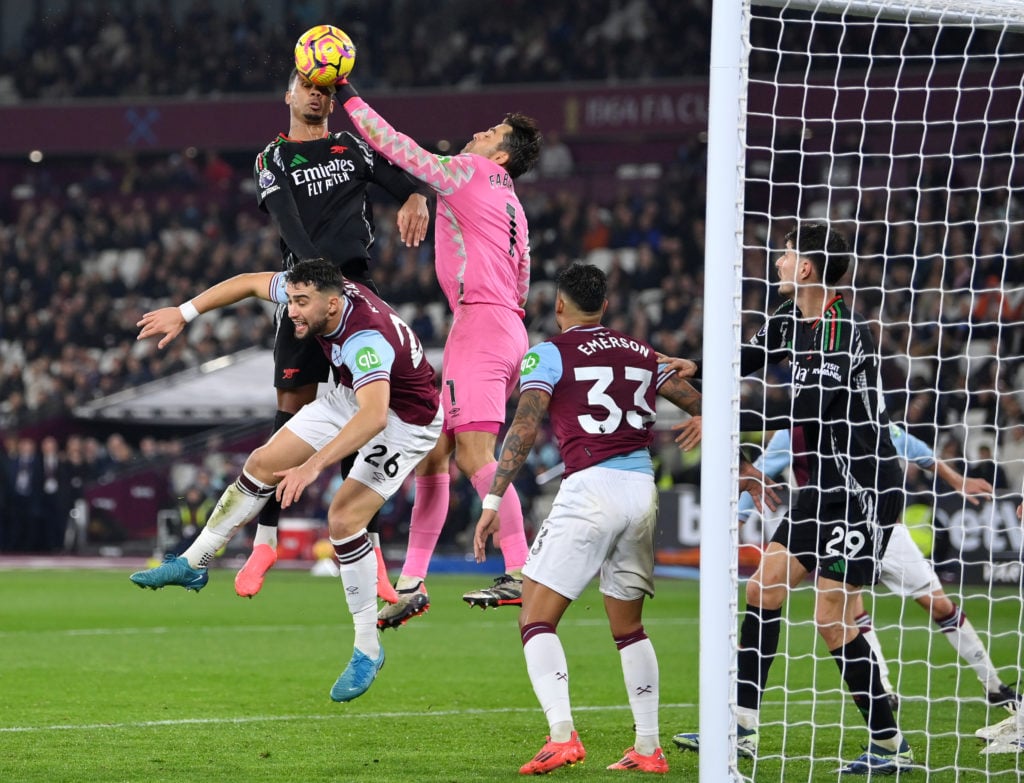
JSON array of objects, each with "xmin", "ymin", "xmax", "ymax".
[{"xmin": 335, "ymin": 76, "xmax": 358, "ymax": 102}]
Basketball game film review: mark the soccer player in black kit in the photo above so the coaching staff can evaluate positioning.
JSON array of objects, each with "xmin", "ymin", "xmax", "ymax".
[
  {"xmin": 238, "ymin": 69, "xmax": 430, "ymax": 600},
  {"xmin": 673, "ymin": 223, "xmax": 914, "ymax": 775}
]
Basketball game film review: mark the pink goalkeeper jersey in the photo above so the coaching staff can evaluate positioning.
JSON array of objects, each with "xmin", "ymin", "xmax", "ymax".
[{"xmin": 343, "ymin": 96, "xmax": 530, "ymax": 316}]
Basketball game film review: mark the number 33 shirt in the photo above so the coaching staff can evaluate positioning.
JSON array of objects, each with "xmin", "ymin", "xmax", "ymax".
[{"xmin": 519, "ymin": 326, "xmax": 674, "ymax": 477}]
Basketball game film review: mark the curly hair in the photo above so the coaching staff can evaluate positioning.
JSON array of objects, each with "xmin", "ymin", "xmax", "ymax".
[
  {"xmin": 285, "ymin": 258, "xmax": 344, "ymax": 292},
  {"xmin": 556, "ymin": 262, "xmax": 607, "ymax": 313}
]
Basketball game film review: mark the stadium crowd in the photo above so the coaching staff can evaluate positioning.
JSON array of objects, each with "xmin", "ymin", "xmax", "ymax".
[
  {"xmin": 0, "ymin": 0, "xmax": 1021, "ymax": 554},
  {"xmin": 1, "ymin": 0, "xmax": 701, "ymax": 100},
  {"xmin": 0, "ymin": 0, "xmax": 997, "ymax": 102},
  {"xmin": 1, "ymin": 140, "xmax": 1022, "ymax": 552}
]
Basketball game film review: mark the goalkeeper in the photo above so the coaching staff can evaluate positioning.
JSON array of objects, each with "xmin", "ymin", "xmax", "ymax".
[{"xmin": 334, "ymin": 72, "xmax": 543, "ymax": 621}]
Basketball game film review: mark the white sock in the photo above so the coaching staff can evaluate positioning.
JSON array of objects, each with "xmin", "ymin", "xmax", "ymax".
[
  {"xmin": 872, "ymin": 732, "xmax": 906, "ymax": 752},
  {"xmin": 938, "ymin": 608, "xmax": 1002, "ymax": 692},
  {"xmin": 737, "ymin": 706, "xmax": 759, "ymax": 733},
  {"xmin": 182, "ymin": 471, "xmax": 273, "ymax": 568},
  {"xmin": 396, "ymin": 575, "xmax": 423, "ymax": 591},
  {"xmin": 855, "ymin": 612, "xmax": 895, "ymax": 694},
  {"xmin": 523, "ymin": 628, "xmax": 573, "ymax": 741},
  {"xmin": 252, "ymin": 524, "xmax": 277, "ymax": 549},
  {"xmin": 618, "ymin": 635, "xmax": 660, "ymax": 755},
  {"xmin": 350, "ymin": 604, "xmax": 379, "ymax": 659},
  {"xmin": 182, "ymin": 527, "xmax": 230, "ymax": 569},
  {"xmin": 332, "ymin": 529, "xmax": 379, "ymax": 658}
]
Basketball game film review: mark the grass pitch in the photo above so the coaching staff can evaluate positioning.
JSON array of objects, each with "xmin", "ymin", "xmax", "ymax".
[{"xmin": 1, "ymin": 568, "xmax": 1020, "ymax": 782}]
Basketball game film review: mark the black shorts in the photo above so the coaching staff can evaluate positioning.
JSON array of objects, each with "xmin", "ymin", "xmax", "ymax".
[
  {"xmin": 272, "ymin": 263, "xmax": 378, "ymax": 390},
  {"xmin": 770, "ymin": 496, "xmax": 893, "ymax": 587}
]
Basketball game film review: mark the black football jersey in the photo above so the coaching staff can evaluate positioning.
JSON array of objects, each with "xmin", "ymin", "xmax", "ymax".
[
  {"xmin": 740, "ymin": 296, "xmax": 904, "ymax": 524},
  {"xmin": 254, "ymin": 131, "xmax": 420, "ymax": 269}
]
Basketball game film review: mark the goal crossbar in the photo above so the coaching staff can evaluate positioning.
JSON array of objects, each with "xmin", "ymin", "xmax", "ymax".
[{"xmin": 754, "ymin": 0, "xmax": 1024, "ymax": 30}]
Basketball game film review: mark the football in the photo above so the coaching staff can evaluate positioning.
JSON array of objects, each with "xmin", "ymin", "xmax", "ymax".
[{"xmin": 294, "ymin": 25, "xmax": 356, "ymax": 86}]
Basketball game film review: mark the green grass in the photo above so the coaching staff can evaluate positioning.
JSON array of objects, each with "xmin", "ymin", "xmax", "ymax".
[{"xmin": 0, "ymin": 569, "xmax": 1021, "ymax": 782}]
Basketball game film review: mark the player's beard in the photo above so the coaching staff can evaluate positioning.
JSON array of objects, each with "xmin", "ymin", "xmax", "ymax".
[{"xmin": 293, "ymin": 315, "xmax": 328, "ymax": 340}]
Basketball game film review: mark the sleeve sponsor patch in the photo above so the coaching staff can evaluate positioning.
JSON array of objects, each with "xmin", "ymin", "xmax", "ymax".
[
  {"xmin": 355, "ymin": 347, "xmax": 383, "ymax": 372},
  {"xmin": 520, "ymin": 352, "xmax": 541, "ymax": 376}
]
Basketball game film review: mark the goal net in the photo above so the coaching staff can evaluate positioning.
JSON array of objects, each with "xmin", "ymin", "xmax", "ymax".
[{"xmin": 701, "ymin": 1, "xmax": 1024, "ymax": 780}]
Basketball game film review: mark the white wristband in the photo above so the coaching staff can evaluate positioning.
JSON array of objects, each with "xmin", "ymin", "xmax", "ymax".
[
  {"xmin": 179, "ymin": 300, "xmax": 200, "ymax": 323},
  {"xmin": 482, "ymin": 493, "xmax": 503, "ymax": 512}
]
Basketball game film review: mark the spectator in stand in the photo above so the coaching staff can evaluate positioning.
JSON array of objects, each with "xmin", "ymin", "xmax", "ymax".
[
  {"xmin": 998, "ymin": 401, "xmax": 1024, "ymax": 493},
  {"xmin": 38, "ymin": 436, "xmax": 72, "ymax": 552},
  {"xmin": 137, "ymin": 437, "xmax": 162, "ymax": 462},
  {"xmin": 63, "ymin": 435, "xmax": 93, "ymax": 549},
  {"xmin": 409, "ymin": 304, "xmax": 437, "ymax": 346},
  {"xmin": 548, "ymin": 195, "xmax": 584, "ymax": 259},
  {"xmin": 632, "ymin": 243, "xmax": 665, "ymax": 291},
  {"xmin": 635, "ymin": 200, "xmax": 664, "ymax": 250},
  {"xmin": 902, "ymin": 388, "xmax": 938, "ymax": 448},
  {"xmin": 103, "ymin": 434, "xmax": 136, "ymax": 480},
  {"xmin": 536, "ymin": 130, "xmax": 574, "ymax": 179},
  {"xmin": 8, "ymin": 437, "xmax": 43, "ymax": 551},
  {"xmin": 580, "ymin": 203, "xmax": 611, "ymax": 253},
  {"xmin": 202, "ymin": 151, "xmax": 235, "ymax": 191},
  {"xmin": 0, "ymin": 435, "xmax": 11, "ymax": 550},
  {"xmin": 968, "ymin": 442, "xmax": 1009, "ymax": 491},
  {"xmin": 170, "ymin": 486, "xmax": 217, "ymax": 555},
  {"xmin": 657, "ymin": 292, "xmax": 688, "ymax": 333},
  {"xmin": 609, "ymin": 201, "xmax": 642, "ymax": 249}
]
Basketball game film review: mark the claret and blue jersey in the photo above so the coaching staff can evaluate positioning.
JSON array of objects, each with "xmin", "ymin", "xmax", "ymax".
[
  {"xmin": 519, "ymin": 325, "xmax": 675, "ymax": 477},
  {"xmin": 268, "ymin": 272, "xmax": 438, "ymax": 426}
]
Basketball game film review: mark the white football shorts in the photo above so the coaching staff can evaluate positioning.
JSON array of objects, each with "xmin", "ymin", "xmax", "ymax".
[
  {"xmin": 285, "ymin": 385, "xmax": 442, "ymax": 500},
  {"xmin": 523, "ymin": 465, "xmax": 657, "ymax": 601},
  {"xmin": 878, "ymin": 523, "xmax": 941, "ymax": 598}
]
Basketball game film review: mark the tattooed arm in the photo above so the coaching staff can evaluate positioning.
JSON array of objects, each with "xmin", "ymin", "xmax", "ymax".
[
  {"xmin": 473, "ymin": 389, "xmax": 551, "ymax": 562},
  {"xmin": 658, "ymin": 373, "xmax": 702, "ymax": 416},
  {"xmin": 488, "ymin": 390, "xmax": 550, "ymax": 497}
]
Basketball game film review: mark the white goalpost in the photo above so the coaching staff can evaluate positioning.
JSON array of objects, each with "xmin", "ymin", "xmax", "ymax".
[{"xmin": 701, "ymin": 0, "xmax": 1024, "ymax": 780}]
